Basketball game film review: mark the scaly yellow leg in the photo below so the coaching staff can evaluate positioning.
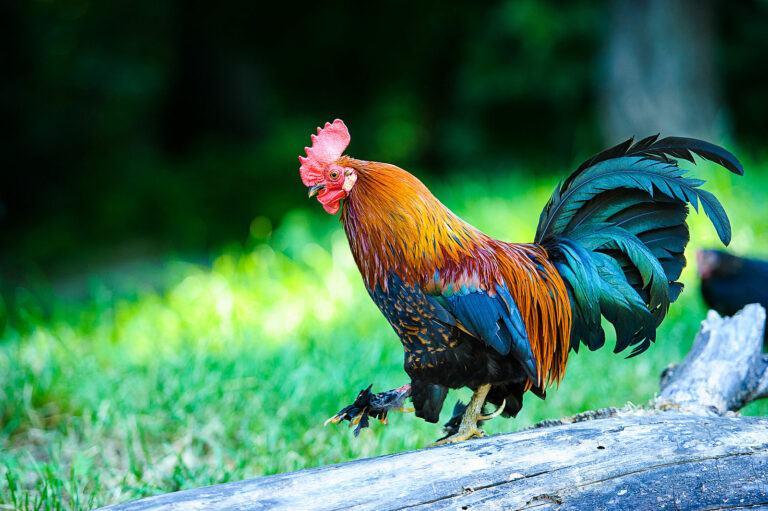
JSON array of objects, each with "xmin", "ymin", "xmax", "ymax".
[{"xmin": 429, "ymin": 384, "xmax": 505, "ymax": 446}]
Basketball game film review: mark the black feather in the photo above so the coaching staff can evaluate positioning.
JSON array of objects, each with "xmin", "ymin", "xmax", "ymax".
[{"xmin": 572, "ymin": 134, "xmax": 743, "ymax": 179}]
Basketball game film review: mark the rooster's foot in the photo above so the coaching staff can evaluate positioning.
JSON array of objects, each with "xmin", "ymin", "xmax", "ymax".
[
  {"xmin": 430, "ymin": 384, "xmax": 504, "ymax": 446},
  {"xmin": 325, "ymin": 384, "xmax": 412, "ymax": 436},
  {"xmin": 429, "ymin": 425, "xmax": 487, "ymax": 446}
]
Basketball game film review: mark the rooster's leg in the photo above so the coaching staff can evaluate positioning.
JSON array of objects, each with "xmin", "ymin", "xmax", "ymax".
[
  {"xmin": 325, "ymin": 384, "xmax": 413, "ymax": 435},
  {"xmin": 429, "ymin": 383, "xmax": 504, "ymax": 446}
]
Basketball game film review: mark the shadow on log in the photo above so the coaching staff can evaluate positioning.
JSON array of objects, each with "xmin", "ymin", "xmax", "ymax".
[{"xmin": 99, "ymin": 305, "xmax": 768, "ymax": 511}]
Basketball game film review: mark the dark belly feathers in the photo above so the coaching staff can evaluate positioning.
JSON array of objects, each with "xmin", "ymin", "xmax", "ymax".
[{"xmin": 368, "ymin": 273, "xmax": 531, "ymax": 421}]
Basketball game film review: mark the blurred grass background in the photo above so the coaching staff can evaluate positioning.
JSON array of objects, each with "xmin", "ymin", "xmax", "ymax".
[{"xmin": 2, "ymin": 0, "xmax": 768, "ymax": 509}]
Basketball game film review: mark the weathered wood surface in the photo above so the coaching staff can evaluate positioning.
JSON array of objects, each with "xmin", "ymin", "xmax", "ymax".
[
  {"xmin": 99, "ymin": 305, "xmax": 768, "ymax": 511},
  {"xmin": 101, "ymin": 413, "xmax": 768, "ymax": 511},
  {"xmin": 657, "ymin": 304, "xmax": 768, "ymax": 414}
]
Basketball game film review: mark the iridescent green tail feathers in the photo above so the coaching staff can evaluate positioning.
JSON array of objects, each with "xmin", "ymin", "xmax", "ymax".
[{"xmin": 536, "ymin": 135, "xmax": 743, "ymax": 357}]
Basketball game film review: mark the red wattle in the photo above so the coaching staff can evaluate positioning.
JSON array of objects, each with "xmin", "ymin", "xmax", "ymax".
[{"xmin": 318, "ymin": 187, "xmax": 346, "ymax": 215}]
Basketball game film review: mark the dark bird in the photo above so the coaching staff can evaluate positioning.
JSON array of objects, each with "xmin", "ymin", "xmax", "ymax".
[
  {"xmin": 300, "ymin": 120, "xmax": 743, "ymax": 444},
  {"xmin": 698, "ymin": 250, "xmax": 768, "ymax": 340}
]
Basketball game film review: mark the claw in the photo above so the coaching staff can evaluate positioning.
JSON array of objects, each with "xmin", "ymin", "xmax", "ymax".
[
  {"xmin": 324, "ymin": 415, "xmax": 342, "ymax": 427},
  {"xmin": 429, "ymin": 427, "xmax": 486, "ymax": 447},
  {"xmin": 478, "ymin": 399, "xmax": 506, "ymax": 421},
  {"xmin": 395, "ymin": 406, "xmax": 415, "ymax": 413}
]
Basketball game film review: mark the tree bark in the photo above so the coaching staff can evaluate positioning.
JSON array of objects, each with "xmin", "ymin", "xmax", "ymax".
[
  {"xmin": 599, "ymin": 0, "xmax": 721, "ymax": 142},
  {"xmin": 657, "ymin": 305, "xmax": 768, "ymax": 414}
]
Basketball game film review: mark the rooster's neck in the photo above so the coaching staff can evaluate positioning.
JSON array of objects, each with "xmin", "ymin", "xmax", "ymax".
[{"xmin": 339, "ymin": 159, "xmax": 484, "ymax": 290}]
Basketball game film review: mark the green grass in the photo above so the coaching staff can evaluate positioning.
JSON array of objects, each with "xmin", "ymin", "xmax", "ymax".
[{"xmin": 1, "ymin": 157, "xmax": 767, "ymax": 509}]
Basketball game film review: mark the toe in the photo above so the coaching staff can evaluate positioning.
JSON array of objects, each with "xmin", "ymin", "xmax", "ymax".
[
  {"xmin": 324, "ymin": 414, "xmax": 342, "ymax": 426},
  {"xmin": 478, "ymin": 399, "xmax": 506, "ymax": 422},
  {"xmin": 429, "ymin": 427, "xmax": 486, "ymax": 446}
]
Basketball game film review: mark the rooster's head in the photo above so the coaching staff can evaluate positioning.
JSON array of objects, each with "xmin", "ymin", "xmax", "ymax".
[{"xmin": 299, "ymin": 119, "xmax": 357, "ymax": 215}]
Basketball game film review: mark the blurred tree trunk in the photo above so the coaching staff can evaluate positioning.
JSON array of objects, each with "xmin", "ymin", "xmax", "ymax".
[{"xmin": 600, "ymin": 0, "xmax": 720, "ymax": 141}]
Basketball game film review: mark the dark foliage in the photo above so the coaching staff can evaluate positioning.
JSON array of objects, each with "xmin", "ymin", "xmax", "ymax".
[{"xmin": 3, "ymin": 1, "xmax": 766, "ymax": 277}]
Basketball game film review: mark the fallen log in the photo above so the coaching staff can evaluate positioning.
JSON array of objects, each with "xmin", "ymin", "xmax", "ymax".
[{"xmin": 100, "ymin": 304, "xmax": 768, "ymax": 511}]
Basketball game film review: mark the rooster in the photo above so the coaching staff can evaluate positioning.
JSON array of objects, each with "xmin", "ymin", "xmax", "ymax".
[{"xmin": 300, "ymin": 120, "xmax": 743, "ymax": 444}]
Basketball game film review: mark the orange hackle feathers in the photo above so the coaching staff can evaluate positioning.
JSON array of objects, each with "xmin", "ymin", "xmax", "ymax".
[{"xmin": 340, "ymin": 158, "xmax": 572, "ymax": 389}]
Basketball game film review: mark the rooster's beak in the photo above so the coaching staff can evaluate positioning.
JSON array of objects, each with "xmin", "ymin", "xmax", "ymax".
[{"xmin": 308, "ymin": 184, "xmax": 325, "ymax": 198}]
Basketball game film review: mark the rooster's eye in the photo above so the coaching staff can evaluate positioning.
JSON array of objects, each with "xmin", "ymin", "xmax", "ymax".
[{"xmin": 329, "ymin": 170, "xmax": 340, "ymax": 180}]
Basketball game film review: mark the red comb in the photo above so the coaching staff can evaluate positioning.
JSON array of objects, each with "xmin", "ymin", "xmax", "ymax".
[{"xmin": 299, "ymin": 119, "xmax": 350, "ymax": 186}]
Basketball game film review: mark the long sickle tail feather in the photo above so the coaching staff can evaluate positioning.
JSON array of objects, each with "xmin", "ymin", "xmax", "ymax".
[{"xmin": 536, "ymin": 136, "xmax": 743, "ymax": 356}]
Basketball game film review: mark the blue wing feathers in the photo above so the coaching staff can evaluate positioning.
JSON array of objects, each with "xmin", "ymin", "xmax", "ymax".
[{"xmin": 439, "ymin": 284, "xmax": 537, "ymax": 382}]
